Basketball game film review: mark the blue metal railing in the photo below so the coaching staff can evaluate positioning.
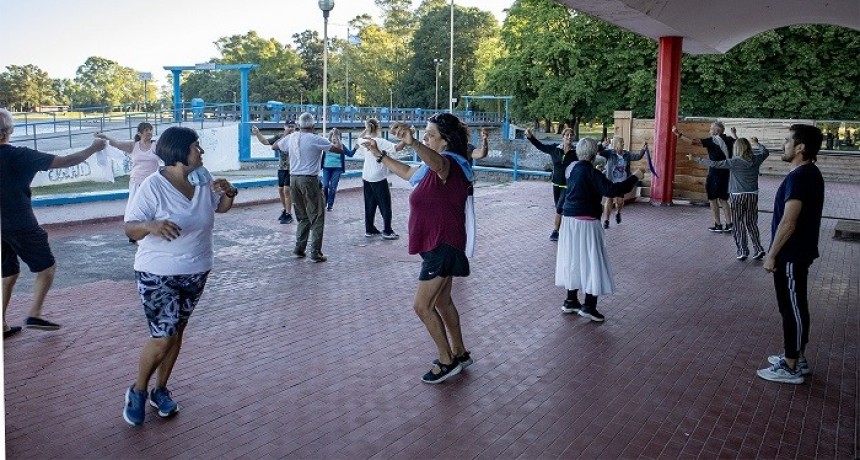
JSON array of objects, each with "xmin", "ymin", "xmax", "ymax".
[{"xmin": 11, "ymin": 102, "xmax": 506, "ymax": 152}]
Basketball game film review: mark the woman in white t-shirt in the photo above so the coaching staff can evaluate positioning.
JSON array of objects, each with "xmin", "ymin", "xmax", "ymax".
[
  {"xmin": 120, "ymin": 126, "xmax": 238, "ymax": 427},
  {"xmin": 96, "ymin": 122, "xmax": 161, "ymax": 242},
  {"xmin": 355, "ymin": 118, "xmax": 405, "ymax": 239}
]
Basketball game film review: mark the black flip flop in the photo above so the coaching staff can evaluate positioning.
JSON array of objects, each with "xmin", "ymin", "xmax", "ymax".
[{"xmin": 4, "ymin": 326, "xmax": 22, "ymax": 339}]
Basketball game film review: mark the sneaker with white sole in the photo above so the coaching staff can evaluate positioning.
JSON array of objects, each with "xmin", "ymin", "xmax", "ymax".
[
  {"xmin": 756, "ymin": 359, "xmax": 804, "ymax": 384},
  {"xmin": 561, "ymin": 300, "xmax": 582, "ymax": 314},
  {"xmin": 434, "ymin": 352, "xmax": 473, "ymax": 370},
  {"xmin": 123, "ymin": 385, "xmax": 147, "ymax": 426},
  {"xmin": 767, "ymin": 354, "xmax": 811, "ymax": 375},
  {"xmin": 752, "ymin": 250, "xmax": 767, "ymax": 260},
  {"xmin": 149, "ymin": 387, "xmax": 180, "ymax": 417},
  {"xmin": 421, "ymin": 361, "xmax": 462, "ymax": 384},
  {"xmin": 382, "ymin": 231, "xmax": 400, "ymax": 240},
  {"xmin": 577, "ymin": 305, "xmax": 605, "ymax": 322}
]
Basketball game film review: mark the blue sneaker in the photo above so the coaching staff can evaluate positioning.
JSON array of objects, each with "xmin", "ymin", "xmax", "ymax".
[
  {"xmin": 149, "ymin": 387, "xmax": 179, "ymax": 417},
  {"xmin": 123, "ymin": 385, "xmax": 147, "ymax": 426}
]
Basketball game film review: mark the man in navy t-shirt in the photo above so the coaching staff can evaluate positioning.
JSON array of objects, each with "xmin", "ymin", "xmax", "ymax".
[
  {"xmin": 757, "ymin": 124, "xmax": 825, "ymax": 385},
  {"xmin": 0, "ymin": 108, "xmax": 106, "ymax": 338}
]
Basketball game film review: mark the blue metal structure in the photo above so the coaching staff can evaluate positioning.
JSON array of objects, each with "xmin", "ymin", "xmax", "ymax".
[
  {"xmin": 462, "ymin": 95, "xmax": 513, "ymax": 140},
  {"xmin": 164, "ymin": 64, "xmax": 259, "ymax": 161}
]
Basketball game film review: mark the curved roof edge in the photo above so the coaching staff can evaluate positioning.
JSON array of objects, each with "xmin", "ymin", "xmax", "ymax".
[{"xmin": 557, "ymin": 0, "xmax": 860, "ymax": 54}]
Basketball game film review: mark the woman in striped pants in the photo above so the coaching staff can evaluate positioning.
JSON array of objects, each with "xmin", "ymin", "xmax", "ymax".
[{"xmin": 689, "ymin": 137, "xmax": 770, "ymax": 260}]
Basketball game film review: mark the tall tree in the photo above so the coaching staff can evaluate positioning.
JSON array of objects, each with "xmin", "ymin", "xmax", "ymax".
[
  {"xmin": 181, "ymin": 31, "xmax": 306, "ymax": 105},
  {"xmin": 0, "ymin": 64, "xmax": 57, "ymax": 111},
  {"xmin": 292, "ymin": 30, "xmax": 324, "ymax": 97},
  {"xmin": 397, "ymin": 2, "xmax": 498, "ymax": 109},
  {"xmin": 71, "ymin": 57, "xmax": 140, "ymax": 108}
]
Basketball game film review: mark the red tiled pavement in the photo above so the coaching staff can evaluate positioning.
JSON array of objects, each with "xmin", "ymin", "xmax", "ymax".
[{"xmin": 3, "ymin": 177, "xmax": 859, "ymax": 459}]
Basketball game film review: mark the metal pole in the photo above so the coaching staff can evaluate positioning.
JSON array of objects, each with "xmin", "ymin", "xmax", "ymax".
[
  {"xmin": 322, "ymin": 11, "xmax": 329, "ymax": 133},
  {"xmin": 434, "ymin": 60, "xmax": 440, "ymax": 111},
  {"xmin": 345, "ymin": 26, "xmax": 349, "ymax": 107},
  {"xmin": 449, "ymin": 0, "xmax": 454, "ymax": 112}
]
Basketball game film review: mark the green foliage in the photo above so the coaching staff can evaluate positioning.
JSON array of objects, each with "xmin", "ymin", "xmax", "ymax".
[
  {"xmin": 181, "ymin": 31, "xmax": 305, "ymax": 104},
  {"xmin": 396, "ymin": 2, "xmax": 498, "ymax": 109},
  {"xmin": 486, "ymin": 0, "xmax": 656, "ymax": 130},
  {"xmin": 70, "ymin": 57, "xmax": 141, "ymax": 108},
  {"xmin": 680, "ymin": 25, "xmax": 860, "ymax": 119},
  {"xmin": 0, "ymin": 64, "xmax": 57, "ymax": 111}
]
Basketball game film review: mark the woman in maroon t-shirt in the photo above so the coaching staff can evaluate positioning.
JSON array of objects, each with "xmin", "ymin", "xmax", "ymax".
[{"xmin": 364, "ymin": 113, "xmax": 473, "ymax": 384}]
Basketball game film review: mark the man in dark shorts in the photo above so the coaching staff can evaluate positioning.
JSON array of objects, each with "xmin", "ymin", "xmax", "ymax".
[
  {"xmin": 0, "ymin": 108, "xmax": 107, "ymax": 338},
  {"xmin": 757, "ymin": 124, "xmax": 825, "ymax": 385},
  {"xmin": 673, "ymin": 122, "xmax": 735, "ymax": 232},
  {"xmin": 252, "ymin": 120, "xmax": 295, "ymax": 223}
]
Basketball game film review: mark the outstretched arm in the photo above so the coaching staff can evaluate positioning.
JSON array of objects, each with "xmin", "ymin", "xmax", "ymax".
[
  {"xmin": 251, "ymin": 125, "xmax": 271, "ymax": 145},
  {"xmin": 364, "ymin": 137, "xmax": 419, "ymax": 181},
  {"xmin": 94, "ymin": 132, "xmax": 134, "ymax": 153},
  {"xmin": 50, "ymin": 138, "xmax": 107, "ymax": 169},
  {"xmin": 672, "ymin": 126, "xmax": 703, "ymax": 147}
]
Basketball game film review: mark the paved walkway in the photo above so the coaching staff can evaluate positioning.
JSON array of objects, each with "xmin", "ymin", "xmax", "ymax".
[{"xmin": 4, "ymin": 177, "xmax": 859, "ymax": 459}]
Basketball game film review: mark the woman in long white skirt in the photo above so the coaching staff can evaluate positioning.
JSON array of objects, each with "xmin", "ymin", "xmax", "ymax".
[{"xmin": 555, "ymin": 138, "xmax": 644, "ymax": 322}]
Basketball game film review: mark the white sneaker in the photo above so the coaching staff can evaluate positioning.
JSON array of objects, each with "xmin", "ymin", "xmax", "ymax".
[
  {"xmin": 767, "ymin": 354, "xmax": 811, "ymax": 375},
  {"xmin": 756, "ymin": 359, "xmax": 804, "ymax": 384}
]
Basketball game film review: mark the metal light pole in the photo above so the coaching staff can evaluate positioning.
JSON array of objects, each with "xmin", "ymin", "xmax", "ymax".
[
  {"xmin": 389, "ymin": 88, "xmax": 393, "ymax": 114},
  {"xmin": 433, "ymin": 58, "xmax": 443, "ymax": 111},
  {"xmin": 319, "ymin": 0, "xmax": 335, "ymax": 132},
  {"xmin": 449, "ymin": 0, "xmax": 454, "ymax": 112}
]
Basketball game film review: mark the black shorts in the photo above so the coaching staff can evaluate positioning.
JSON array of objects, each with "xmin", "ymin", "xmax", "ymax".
[
  {"xmin": 553, "ymin": 184, "xmax": 565, "ymax": 208},
  {"xmin": 418, "ymin": 244, "xmax": 470, "ymax": 281},
  {"xmin": 278, "ymin": 169, "xmax": 290, "ymax": 187},
  {"xmin": 706, "ymin": 170, "xmax": 729, "ymax": 200},
  {"xmin": 1, "ymin": 226, "xmax": 55, "ymax": 278}
]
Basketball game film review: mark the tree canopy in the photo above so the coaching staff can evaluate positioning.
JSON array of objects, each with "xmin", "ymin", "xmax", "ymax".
[{"xmin": 0, "ymin": 0, "xmax": 857, "ymax": 127}]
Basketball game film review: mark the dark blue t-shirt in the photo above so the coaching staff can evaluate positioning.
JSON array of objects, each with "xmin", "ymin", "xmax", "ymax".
[
  {"xmin": 1, "ymin": 144, "xmax": 55, "ymax": 232},
  {"xmin": 770, "ymin": 163, "xmax": 825, "ymax": 264}
]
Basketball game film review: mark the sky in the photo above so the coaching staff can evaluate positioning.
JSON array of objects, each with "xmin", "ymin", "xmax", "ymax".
[{"xmin": 4, "ymin": 0, "xmax": 511, "ymax": 83}]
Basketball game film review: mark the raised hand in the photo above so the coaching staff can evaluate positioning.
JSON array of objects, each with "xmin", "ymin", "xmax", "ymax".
[
  {"xmin": 390, "ymin": 122, "xmax": 416, "ymax": 146},
  {"xmin": 90, "ymin": 138, "xmax": 107, "ymax": 150}
]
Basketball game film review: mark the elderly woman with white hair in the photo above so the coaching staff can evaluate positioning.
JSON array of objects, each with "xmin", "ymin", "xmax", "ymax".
[{"xmin": 555, "ymin": 138, "xmax": 644, "ymax": 322}]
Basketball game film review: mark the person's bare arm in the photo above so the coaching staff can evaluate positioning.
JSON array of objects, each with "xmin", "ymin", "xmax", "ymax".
[
  {"xmin": 763, "ymin": 199, "xmax": 802, "ymax": 273},
  {"xmin": 50, "ymin": 139, "xmax": 107, "ymax": 169},
  {"xmin": 364, "ymin": 138, "xmax": 419, "ymax": 181},
  {"xmin": 94, "ymin": 132, "xmax": 133, "ymax": 153},
  {"xmin": 672, "ymin": 126, "xmax": 702, "ymax": 146},
  {"xmin": 251, "ymin": 125, "xmax": 271, "ymax": 145},
  {"xmin": 471, "ymin": 128, "xmax": 489, "ymax": 159}
]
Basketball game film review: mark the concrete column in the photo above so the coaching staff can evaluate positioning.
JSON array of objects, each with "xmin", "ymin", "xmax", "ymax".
[{"xmin": 650, "ymin": 36, "xmax": 683, "ymax": 205}]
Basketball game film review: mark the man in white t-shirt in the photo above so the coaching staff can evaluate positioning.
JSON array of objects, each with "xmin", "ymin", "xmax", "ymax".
[
  {"xmin": 355, "ymin": 118, "xmax": 401, "ymax": 239},
  {"xmin": 275, "ymin": 112, "xmax": 345, "ymax": 262}
]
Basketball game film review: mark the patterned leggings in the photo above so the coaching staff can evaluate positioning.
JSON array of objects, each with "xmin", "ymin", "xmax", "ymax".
[{"xmin": 730, "ymin": 193, "xmax": 764, "ymax": 257}]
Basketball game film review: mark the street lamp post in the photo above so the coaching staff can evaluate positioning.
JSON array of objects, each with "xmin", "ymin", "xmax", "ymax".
[
  {"xmin": 389, "ymin": 88, "xmax": 393, "ymax": 115},
  {"xmin": 318, "ymin": 0, "xmax": 335, "ymax": 132},
  {"xmin": 449, "ymin": 0, "xmax": 454, "ymax": 112},
  {"xmin": 433, "ymin": 58, "xmax": 443, "ymax": 111}
]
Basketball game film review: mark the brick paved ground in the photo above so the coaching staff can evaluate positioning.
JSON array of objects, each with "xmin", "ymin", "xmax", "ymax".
[{"xmin": 3, "ymin": 178, "xmax": 858, "ymax": 459}]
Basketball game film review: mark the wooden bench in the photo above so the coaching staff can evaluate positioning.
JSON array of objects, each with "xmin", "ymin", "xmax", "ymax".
[{"xmin": 834, "ymin": 220, "xmax": 860, "ymax": 240}]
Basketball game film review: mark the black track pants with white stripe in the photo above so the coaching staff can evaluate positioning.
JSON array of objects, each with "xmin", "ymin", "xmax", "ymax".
[{"xmin": 773, "ymin": 261, "xmax": 811, "ymax": 360}]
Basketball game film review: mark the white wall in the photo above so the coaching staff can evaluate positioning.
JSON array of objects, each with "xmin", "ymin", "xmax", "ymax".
[{"xmin": 32, "ymin": 125, "xmax": 244, "ymax": 188}]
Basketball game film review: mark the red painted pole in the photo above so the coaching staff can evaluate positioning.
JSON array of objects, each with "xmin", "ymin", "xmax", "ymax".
[{"xmin": 650, "ymin": 36, "xmax": 683, "ymax": 205}]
